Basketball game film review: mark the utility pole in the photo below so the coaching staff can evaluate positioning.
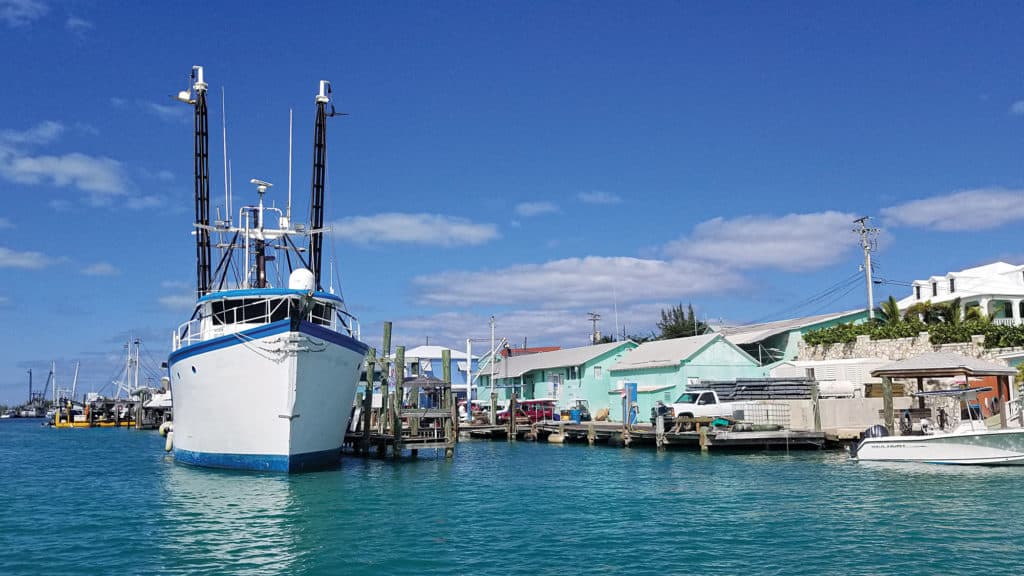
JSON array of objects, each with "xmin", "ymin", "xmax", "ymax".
[
  {"xmin": 854, "ymin": 216, "xmax": 880, "ymax": 319},
  {"xmin": 588, "ymin": 312, "xmax": 601, "ymax": 344}
]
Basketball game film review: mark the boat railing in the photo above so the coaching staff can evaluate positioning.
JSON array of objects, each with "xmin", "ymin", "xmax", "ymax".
[{"xmin": 173, "ymin": 295, "xmax": 356, "ymax": 350}]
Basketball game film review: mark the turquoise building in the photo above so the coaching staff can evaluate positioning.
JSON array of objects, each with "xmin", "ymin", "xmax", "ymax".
[
  {"xmin": 483, "ymin": 341, "xmax": 638, "ymax": 413},
  {"xmin": 719, "ymin": 309, "xmax": 869, "ymax": 367},
  {"xmin": 607, "ymin": 333, "xmax": 765, "ymax": 421}
]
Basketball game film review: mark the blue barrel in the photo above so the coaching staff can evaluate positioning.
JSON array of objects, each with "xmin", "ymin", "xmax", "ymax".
[{"xmin": 570, "ymin": 409, "xmax": 581, "ymax": 423}]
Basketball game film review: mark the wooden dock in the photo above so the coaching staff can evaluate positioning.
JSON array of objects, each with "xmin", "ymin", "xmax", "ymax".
[
  {"xmin": 343, "ymin": 323, "xmax": 458, "ymax": 459},
  {"xmin": 462, "ymin": 420, "xmax": 826, "ymax": 451}
]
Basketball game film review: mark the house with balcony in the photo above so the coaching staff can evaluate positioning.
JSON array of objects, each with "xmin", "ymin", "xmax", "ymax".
[
  {"xmin": 482, "ymin": 340, "xmax": 638, "ymax": 413},
  {"xmin": 897, "ymin": 261, "xmax": 1024, "ymax": 325}
]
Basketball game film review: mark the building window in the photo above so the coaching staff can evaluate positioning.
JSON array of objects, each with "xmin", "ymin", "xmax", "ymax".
[
  {"xmin": 949, "ymin": 278, "xmax": 955, "ymax": 293},
  {"xmin": 932, "ymin": 282, "xmax": 937, "ymax": 297},
  {"xmin": 593, "ymin": 366, "xmax": 602, "ymax": 378},
  {"xmin": 915, "ymin": 286, "xmax": 921, "ymax": 300},
  {"xmin": 568, "ymin": 367, "xmax": 578, "ymax": 380}
]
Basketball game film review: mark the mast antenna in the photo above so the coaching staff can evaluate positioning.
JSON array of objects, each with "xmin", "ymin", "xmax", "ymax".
[{"xmin": 178, "ymin": 65, "xmax": 212, "ymax": 298}]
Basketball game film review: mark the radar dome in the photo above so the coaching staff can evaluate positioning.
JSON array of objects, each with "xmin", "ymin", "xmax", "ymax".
[{"xmin": 288, "ymin": 268, "xmax": 316, "ymax": 291}]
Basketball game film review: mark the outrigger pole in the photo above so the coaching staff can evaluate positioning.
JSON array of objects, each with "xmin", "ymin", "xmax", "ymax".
[
  {"xmin": 308, "ymin": 80, "xmax": 332, "ymax": 291},
  {"xmin": 186, "ymin": 66, "xmax": 212, "ymax": 297}
]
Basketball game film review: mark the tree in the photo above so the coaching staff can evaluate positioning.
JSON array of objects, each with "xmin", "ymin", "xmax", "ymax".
[
  {"xmin": 657, "ymin": 303, "xmax": 709, "ymax": 340},
  {"xmin": 876, "ymin": 295, "xmax": 903, "ymax": 326}
]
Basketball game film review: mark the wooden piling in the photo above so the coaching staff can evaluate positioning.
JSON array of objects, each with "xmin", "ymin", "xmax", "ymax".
[
  {"xmin": 587, "ymin": 422, "xmax": 596, "ymax": 446},
  {"xmin": 655, "ymin": 415, "xmax": 665, "ymax": 451},
  {"xmin": 699, "ymin": 425, "xmax": 708, "ymax": 453},
  {"xmin": 810, "ymin": 382, "xmax": 822, "ymax": 433},
  {"xmin": 442, "ymin": 349, "xmax": 455, "ymax": 458},
  {"xmin": 507, "ymin": 393, "xmax": 517, "ymax": 441},
  {"xmin": 393, "ymin": 346, "xmax": 405, "ymax": 457},
  {"xmin": 361, "ymin": 349, "xmax": 375, "ymax": 455},
  {"xmin": 882, "ymin": 376, "xmax": 894, "ymax": 434}
]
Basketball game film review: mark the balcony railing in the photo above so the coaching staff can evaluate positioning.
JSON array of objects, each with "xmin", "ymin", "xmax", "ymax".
[{"xmin": 992, "ymin": 318, "xmax": 1021, "ymax": 327}]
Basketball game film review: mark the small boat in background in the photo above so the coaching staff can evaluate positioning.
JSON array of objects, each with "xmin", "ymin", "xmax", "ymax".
[{"xmin": 852, "ymin": 387, "xmax": 1024, "ymax": 465}]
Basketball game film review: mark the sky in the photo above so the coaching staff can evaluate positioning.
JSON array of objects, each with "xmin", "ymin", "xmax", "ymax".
[{"xmin": 2, "ymin": 1, "xmax": 1024, "ymax": 404}]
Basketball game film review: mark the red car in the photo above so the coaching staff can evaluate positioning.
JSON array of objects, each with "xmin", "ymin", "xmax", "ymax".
[{"xmin": 497, "ymin": 399, "xmax": 557, "ymax": 423}]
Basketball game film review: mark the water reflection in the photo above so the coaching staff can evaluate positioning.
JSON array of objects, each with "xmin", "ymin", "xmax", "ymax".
[{"xmin": 158, "ymin": 463, "xmax": 303, "ymax": 574}]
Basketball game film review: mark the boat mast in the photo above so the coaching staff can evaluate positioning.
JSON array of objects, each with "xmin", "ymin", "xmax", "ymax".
[
  {"xmin": 309, "ymin": 80, "xmax": 331, "ymax": 290},
  {"xmin": 189, "ymin": 66, "xmax": 212, "ymax": 298}
]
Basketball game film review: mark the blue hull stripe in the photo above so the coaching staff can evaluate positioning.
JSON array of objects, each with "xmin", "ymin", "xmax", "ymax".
[
  {"xmin": 168, "ymin": 319, "xmax": 369, "ymax": 366},
  {"xmin": 174, "ymin": 447, "xmax": 343, "ymax": 473}
]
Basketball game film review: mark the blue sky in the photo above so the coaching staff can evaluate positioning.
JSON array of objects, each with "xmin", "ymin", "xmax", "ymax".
[{"xmin": 2, "ymin": 1, "xmax": 1024, "ymax": 404}]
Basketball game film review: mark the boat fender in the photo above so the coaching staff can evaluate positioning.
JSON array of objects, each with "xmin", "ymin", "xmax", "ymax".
[
  {"xmin": 165, "ymin": 431, "xmax": 174, "ymax": 452},
  {"xmin": 159, "ymin": 421, "xmax": 173, "ymax": 437}
]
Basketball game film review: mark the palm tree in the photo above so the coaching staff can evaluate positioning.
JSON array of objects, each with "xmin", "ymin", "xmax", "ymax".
[{"xmin": 876, "ymin": 296, "xmax": 903, "ymax": 326}]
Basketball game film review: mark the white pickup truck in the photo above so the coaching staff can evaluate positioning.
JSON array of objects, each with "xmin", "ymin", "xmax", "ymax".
[{"xmin": 663, "ymin": 390, "xmax": 741, "ymax": 431}]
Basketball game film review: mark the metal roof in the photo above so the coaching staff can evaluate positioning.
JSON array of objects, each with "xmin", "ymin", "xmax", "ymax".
[
  {"xmin": 609, "ymin": 333, "xmax": 720, "ymax": 371},
  {"xmin": 486, "ymin": 341, "xmax": 635, "ymax": 379},
  {"xmin": 871, "ymin": 352, "xmax": 1016, "ymax": 378},
  {"xmin": 718, "ymin": 309, "xmax": 865, "ymax": 345},
  {"xmin": 403, "ymin": 345, "xmax": 474, "ymax": 360}
]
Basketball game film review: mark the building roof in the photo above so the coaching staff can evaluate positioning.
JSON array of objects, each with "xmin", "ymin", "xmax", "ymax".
[
  {"xmin": 487, "ymin": 341, "xmax": 634, "ymax": 379},
  {"xmin": 609, "ymin": 333, "xmax": 720, "ymax": 371},
  {"xmin": 871, "ymin": 352, "xmax": 1016, "ymax": 378},
  {"xmin": 898, "ymin": 261, "xmax": 1024, "ymax": 308},
  {"xmin": 403, "ymin": 345, "xmax": 475, "ymax": 361},
  {"xmin": 717, "ymin": 309, "xmax": 865, "ymax": 346}
]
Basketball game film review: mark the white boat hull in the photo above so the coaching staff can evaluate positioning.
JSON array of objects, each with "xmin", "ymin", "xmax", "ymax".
[
  {"xmin": 168, "ymin": 320, "xmax": 368, "ymax": 472},
  {"xmin": 855, "ymin": 428, "xmax": 1024, "ymax": 465}
]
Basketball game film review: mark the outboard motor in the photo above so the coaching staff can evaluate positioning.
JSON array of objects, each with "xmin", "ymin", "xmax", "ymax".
[
  {"xmin": 862, "ymin": 424, "xmax": 889, "ymax": 438},
  {"xmin": 849, "ymin": 424, "xmax": 889, "ymax": 459}
]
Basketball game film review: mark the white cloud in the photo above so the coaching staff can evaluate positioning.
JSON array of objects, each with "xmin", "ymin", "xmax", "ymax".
[
  {"xmin": 0, "ymin": 0, "xmax": 48, "ymax": 27},
  {"xmin": 0, "ymin": 121, "xmax": 132, "ymax": 205},
  {"xmin": 0, "ymin": 120, "xmax": 63, "ymax": 146},
  {"xmin": 0, "ymin": 151, "xmax": 127, "ymax": 201},
  {"xmin": 0, "ymin": 246, "xmax": 51, "ymax": 268},
  {"xmin": 663, "ymin": 211, "xmax": 859, "ymax": 271},
  {"xmin": 111, "ymin": 98, "xmax": 190, "ymax": 123},
  {"xmin": 413, "ymin": 256, "xmax": 742, "ymax": 308},
  {"xmin": 332, "ymin": 213, "xmax": 499, "ymax": 247},
  {"xmin": 158, "ymin": 294, "xmax": 195, "ymax": 311},
  {"xmin": 881, "ymin": 188, "xmax": 1024, "ymax": 231},
  {"xmin": 125, "ymin": 195, "xmax": 164, "ymax": 210},
  {"xmin": 1010, "ymin": 101, "xmax": 1024, "ymax": 116},
  {"xmin": 82, "ymin": 262, "xmax": 119, "ymax": 276},
  {"xmin": 514, "ymin": 201, "xmax": 559, "ymax": 217},
  {"xmin": 65, "ymin": 15, "xmax": 92, "ymax": 35},
  {"xmin": 577, "ymin": 191, "xmax": 622, "ymax": 205}
]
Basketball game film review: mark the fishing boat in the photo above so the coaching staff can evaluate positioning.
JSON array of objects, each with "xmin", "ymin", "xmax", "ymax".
[
  {"xmin": 852, "ymin": 387, "xmax": 1024, "ymax": 465},
  {"xmin": 167, "ymin": 66, "xmax": 368, "ymax": 472}
]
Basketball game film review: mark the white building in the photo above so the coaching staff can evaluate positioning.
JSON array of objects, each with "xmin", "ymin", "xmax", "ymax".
[{"xmin": 897, "ymin": 262, "xmax": 1024, "ymax": 326}]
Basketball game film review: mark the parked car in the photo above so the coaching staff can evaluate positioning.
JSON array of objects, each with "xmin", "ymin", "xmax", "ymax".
[{"xmin": 498, "ymin": 399, "xmax": 557, "ymax": 423}]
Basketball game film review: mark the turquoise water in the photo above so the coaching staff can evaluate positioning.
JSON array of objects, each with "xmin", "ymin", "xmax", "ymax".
[{"xmin": 2, "ymin": 418, "xmax": 1023, "ymax": 575}]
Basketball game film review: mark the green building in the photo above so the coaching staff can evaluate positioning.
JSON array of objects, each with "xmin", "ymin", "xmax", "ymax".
[
  {"xmin": 607, "ymin": 333, "xmax": 765, "ymax": 421},
  {"xmin": 483, "ymin": 341, "xmax": 638, "ymax": 413},
  {"xmin": 718, "ymin": 309, "xmax": 869, "ymax": 367}
]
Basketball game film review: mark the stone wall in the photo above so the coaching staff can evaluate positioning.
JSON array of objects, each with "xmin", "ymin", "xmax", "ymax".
[{"xmin": 798, "ymin": 331, "xmax": 1024, "ymax": 364}]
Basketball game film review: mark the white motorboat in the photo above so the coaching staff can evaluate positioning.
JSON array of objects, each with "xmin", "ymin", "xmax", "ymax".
[
  {"xmin": 852, "ymin": 387, "xmax": 1024, "ymax": 465},
  {"xmin": 167, "ymin": 66, "xmax": 368, "ymax": 472}
]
